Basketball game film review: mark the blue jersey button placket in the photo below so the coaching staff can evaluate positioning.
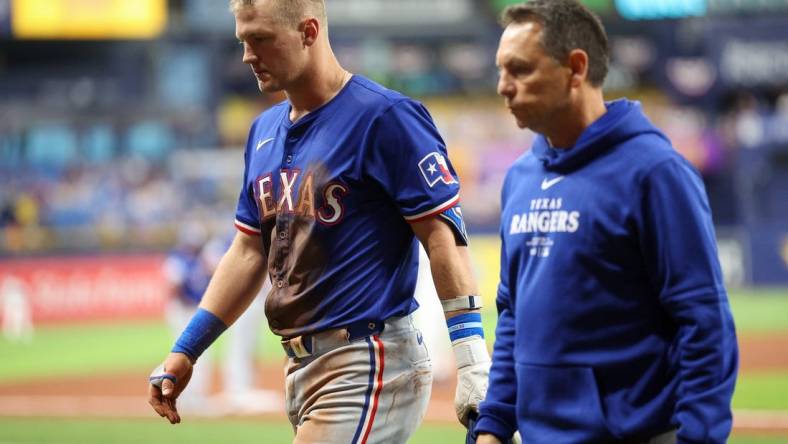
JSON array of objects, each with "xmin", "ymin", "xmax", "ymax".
[
  {"xmin": 284, "ymin": 126, "xmax": 301, "ymax": 167},
  {"xmin": 277, "ymin": 128, "xmax": 299, "ymax": 292},
  {"xmin": 274, "ymin": 217, "xmax": 289, "ymax": 292}
]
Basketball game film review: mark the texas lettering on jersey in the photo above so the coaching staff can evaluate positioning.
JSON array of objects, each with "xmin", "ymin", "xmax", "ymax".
[{"xmin": 254, "ymin": 169, "xmax": 348, "ymax": 225}]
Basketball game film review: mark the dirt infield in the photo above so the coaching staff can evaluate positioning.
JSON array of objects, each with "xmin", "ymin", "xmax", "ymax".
[
  {"xmin": 738, "ymin": 333, "xmax": 788, "ymax": 371},
  {"xmin": 1, "ymin": 333, "xmax": 787, "ymax": 434}
]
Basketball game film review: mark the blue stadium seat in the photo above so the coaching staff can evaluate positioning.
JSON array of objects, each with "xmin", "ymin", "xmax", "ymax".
[
  {"xmin": 26, "ymin": 122, "xmax": 78, "ymax": 169},
  {"xmin": 83, "ymin": 124, "xmax": 117, "ymax": 163},
  {"xmin": 124, "ymin": 120, "xmax": 175, "ymax": 159}
]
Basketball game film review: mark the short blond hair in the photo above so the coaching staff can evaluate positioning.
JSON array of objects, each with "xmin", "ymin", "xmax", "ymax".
[{"xmin": 229, "ymin": 0, "xmax": 327, "ymax": 27}]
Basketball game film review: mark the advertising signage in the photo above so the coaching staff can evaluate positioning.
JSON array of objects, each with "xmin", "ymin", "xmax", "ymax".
[{"xmin": 11, "ymin": 0, "xmax": 166, "ymax": 39}]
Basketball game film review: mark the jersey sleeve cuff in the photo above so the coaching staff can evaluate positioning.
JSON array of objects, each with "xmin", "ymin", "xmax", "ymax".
[
  {"xmin": 234, "ymin": 219, "xmax": 261, "ymax": 236},
  {"xmin": 403, "ymin": 193, "xmax": 460, "ymax": 223}
]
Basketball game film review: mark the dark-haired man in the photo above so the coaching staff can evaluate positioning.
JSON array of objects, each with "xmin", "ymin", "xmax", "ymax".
[{"xmin": 475, "ymin": 1, "xmax": 737, "ymax": 443}]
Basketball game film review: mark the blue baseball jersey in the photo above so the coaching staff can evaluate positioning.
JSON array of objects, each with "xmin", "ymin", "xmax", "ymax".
[
  {"xmin": 234, "ymin": 75, "xmax": 460, "ymax": 338},
  {"xmin": 476, "ymin": 100, "xmax": 737, "ymax": 443}
]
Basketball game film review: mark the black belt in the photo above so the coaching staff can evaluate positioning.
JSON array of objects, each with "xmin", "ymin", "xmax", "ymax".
[{"xmin": 281, "ymin": 319, "xmax": 385, "ymax": 359}]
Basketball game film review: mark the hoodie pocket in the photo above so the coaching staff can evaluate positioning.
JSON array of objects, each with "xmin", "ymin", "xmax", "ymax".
[{"xmin": 516, "ymin": 363, "xmax": 614, "ymax": 443}]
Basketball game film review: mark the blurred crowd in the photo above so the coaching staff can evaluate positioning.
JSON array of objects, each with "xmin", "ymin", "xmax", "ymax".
[
  {"xmin": 0, "ymin": 152, "xmax": 235, "ymax": 253},
  {"xmin": 3, "ymin": 91, "xmax": 787, "ymax": 254},
  {"xmin": 1, "ymin": 1, "xmax": 787, "ymax": 258}
]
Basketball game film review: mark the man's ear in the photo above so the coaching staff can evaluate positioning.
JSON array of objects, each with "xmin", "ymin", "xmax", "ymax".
[
  {"xmin": 567, "ymin": 49, "xmax": 590, "ymax": 88},
  {"xmin": 301, "ymin": 17, "xmax": 319, "ymax": 47}
]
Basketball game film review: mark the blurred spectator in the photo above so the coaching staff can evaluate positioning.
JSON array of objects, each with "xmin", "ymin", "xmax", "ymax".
[
  {"xmin": 200, "ymin": 232, "xmax": 280, "ymax": 414},
  {"xmin": 162, "ymin": 221, "xmax": 214, "ymax": 412},
  {"xmin": 163, "ymin": 226, "xmax": 279, "ymax": 414},
  {"xmin": 731, "ymin": 92, "xmax": 768, "ymax": 150},
  {"xmin": 1, "ymin": 275, "xmax": 33, "ymax": 344}
]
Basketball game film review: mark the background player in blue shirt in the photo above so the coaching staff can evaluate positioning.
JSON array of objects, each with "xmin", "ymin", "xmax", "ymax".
[
  {"xmin": 161, "ymin": 222, "xmax": 213, "ymax": 412},
  {"xmin": 474, "ymin": 1, "xmax": 738, "ymax": 443},
  {"xmin": 148, "ymin": 1, "xmax": 492, "ymax": 442}
]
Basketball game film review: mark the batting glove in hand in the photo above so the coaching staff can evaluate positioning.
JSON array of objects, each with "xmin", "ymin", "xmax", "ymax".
[
  {"xmin": 148, "ymin": 353, "xmax": 193, "ymax": 424},
  {"xmin": 453, "ymin": 336, "xmax": 491, "ymax": 427}
]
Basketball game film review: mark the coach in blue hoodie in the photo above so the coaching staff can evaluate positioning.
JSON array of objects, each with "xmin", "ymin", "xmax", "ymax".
[{"xmin": 474, "ymin": 1, "xmax": 738, "ymax": 443}]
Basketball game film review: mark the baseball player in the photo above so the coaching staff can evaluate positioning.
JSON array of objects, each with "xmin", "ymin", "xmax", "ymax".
[
  {"xmin": 475, "ymin": 2, "xmax": 737, "ymax": 443},
  {"xmin": 161, "ymin": 222, "xmax": 214, "ymax": 412},
  {"xmin": 1, "ymin": 275, "xmax": 33, "ymax": 344},
  {"xmin": 201, "ymin": 232, "xmax": 277, "ymax": 413},
  {"xmin": 148, "ymin": 1, "xmax": 491, "ymax": 442}
]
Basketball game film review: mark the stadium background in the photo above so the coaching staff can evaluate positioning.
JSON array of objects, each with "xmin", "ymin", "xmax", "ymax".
[{"xmin": 1, "ymin": 0, "xmax": 787, "ymax": 442}]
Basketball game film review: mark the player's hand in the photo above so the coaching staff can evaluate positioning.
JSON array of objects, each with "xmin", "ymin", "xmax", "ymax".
[
  {"xmin": 456, "ymin": 359, "xmax": 491, "ymax": 425},
  {"xmin": 476, "ymin": 433, "xmax": 503, "ymax": 444},
  {"xmin": 148, "ymin": 352, "xmax": 193, "ymax": 424},
  {"xmin": 453, "ymin": 337, "xmax": 491, "ymax": 426}
]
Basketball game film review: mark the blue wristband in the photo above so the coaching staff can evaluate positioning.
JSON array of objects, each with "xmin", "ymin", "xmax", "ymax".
[
  {"xmin": 446, "ymin": 312, "xmax": 484, "ymax": 343},
  {"xmin": 171, "ymin": 308, "xmax": 228, "ymax": 361}
]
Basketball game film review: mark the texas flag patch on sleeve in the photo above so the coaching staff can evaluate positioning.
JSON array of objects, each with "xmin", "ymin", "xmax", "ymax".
[{"xmin": 418, "ymin": 152, "xmax": 457, "ymax": 187}]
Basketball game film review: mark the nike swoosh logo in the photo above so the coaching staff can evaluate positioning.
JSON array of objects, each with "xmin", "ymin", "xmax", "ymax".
[
  {"xmin": 541, "ymin": 176, "xmax": 564, "ymax": 190},
  {"xmin": 256, "ymin": 138, "xmax": 275, "ymax": 151}
]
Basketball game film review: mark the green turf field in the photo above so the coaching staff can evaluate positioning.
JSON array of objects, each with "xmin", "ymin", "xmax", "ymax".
[
  {"xmin": 4, "ymin": 289, "xmax": 787, "ymax": 409},
  {"xmin": 0, "ymin": 418, "xmax": 784, "ymax": 444},
  {"xmin": 727, "ymin": 289, "xmax": 788, "ymax": 332},
  {"xmin": 2, "ymin": 289, "xmax": 786, "ymax": 383},
  {"xmin": 0, "ymin": 417, "xmax": 468, "ymax": 444}
]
